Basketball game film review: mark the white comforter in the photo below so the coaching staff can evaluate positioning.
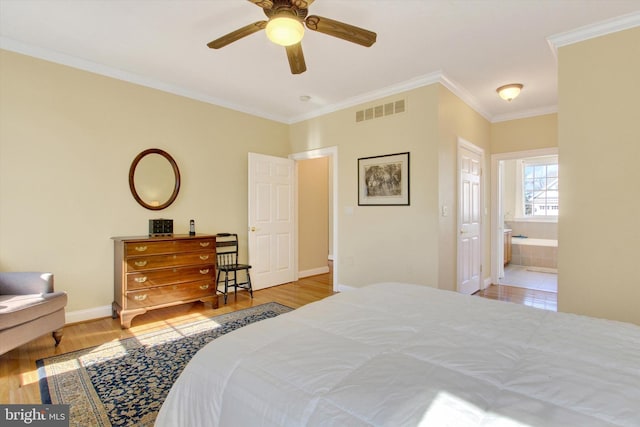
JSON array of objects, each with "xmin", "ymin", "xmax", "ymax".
[{"xmin": 156, "ymin": 283, "xmax": 640, "ymax": 426}]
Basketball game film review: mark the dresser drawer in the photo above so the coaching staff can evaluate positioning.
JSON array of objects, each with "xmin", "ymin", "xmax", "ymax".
[
  {"xmin": 126, "ymin": 281, "xmax": 215, "ymax": 309},
  {"xmin": 126, "ymin": 265, "xmax": 215, "ymax": 290},
  {"xmin": 126, "ymin": 252, "xmax": 215, "ymax": 271},
  {"xmin": 125, "ymin": 238, "xmax": 215, "ymax": 256}
]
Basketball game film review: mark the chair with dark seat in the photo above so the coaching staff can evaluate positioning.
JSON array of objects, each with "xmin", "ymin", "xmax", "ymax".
[{"xmin": 216, "ymin": 233, "xmax": 253, "ymax": 304}]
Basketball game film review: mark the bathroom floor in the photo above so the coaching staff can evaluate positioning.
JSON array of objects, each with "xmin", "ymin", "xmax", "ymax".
[{"xmin": 502, "ymin": 264, "xmax": 557, "ymax": 293}]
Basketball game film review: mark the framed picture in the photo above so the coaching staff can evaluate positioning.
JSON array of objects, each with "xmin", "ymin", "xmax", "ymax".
[{"xmin": 358, "ymin": 152, "xmax": 410, "ymax": 206}]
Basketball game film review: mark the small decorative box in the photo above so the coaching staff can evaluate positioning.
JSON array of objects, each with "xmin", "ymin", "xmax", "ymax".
[{"xmin": 149, "ymin": 219, "xmax": 173, "ymax": 237}]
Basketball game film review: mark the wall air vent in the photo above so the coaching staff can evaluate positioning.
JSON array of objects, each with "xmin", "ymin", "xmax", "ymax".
[{"xmin": 355, "ymin": 98, "xmax": 407, "ymax": 123}]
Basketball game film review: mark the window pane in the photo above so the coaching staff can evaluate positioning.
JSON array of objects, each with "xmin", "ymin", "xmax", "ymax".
[
  {"xmin": 522, "ymin": 161, "xmax": 559, "ymax": 217},
  {"xmin": 524, "ymin": 203, "xmax": 533, "ymax": 215},
  {"xmin": 524, "ymin": 166, "xmax": 534, "ymax": 180},
  {"xmin": 533, "ymin": 178, "xmax": 545, "ymax": 190}
]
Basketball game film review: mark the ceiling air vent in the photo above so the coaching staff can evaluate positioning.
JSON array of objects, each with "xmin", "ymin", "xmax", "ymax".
[{"xmin": 355, "ymin": 98, "xmax": 406, "ymax": 123}]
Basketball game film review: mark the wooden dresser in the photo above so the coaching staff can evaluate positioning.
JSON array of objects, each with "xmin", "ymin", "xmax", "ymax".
[{"xmin": 112, "ymin": 234, "xmax": 218, "ymax": 328}]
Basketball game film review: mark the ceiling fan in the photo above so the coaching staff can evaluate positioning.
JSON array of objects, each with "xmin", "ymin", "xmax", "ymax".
[{"xmin": 207, "ymin": 0, "xmax": 377, "ymax": 74}]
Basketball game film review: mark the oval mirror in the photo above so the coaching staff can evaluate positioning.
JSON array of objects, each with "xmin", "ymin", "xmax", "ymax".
[{"xmin": 128, "ymin": 148, "xmax": 181, "ymax": 210}]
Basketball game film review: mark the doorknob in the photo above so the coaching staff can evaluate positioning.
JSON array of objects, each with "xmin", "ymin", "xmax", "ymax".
[
  {"xmin": 250, "ymin": 227, "xmax": 256, "ymax": 232},
  {"xmin": 460, "ymin": 229, "xmax": 465, "ymax": 234}
]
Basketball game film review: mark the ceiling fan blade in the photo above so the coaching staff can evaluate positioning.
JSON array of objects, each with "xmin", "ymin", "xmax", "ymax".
[
  {"xmin": 207, "ymin": 21, "xmax": 267, "ymax": 49},
  {"xmin": 305, "ymin": 15, "xmax": 376, "ymax": 47},
  {"xmin": 291, "ymin": 0, "xmax": 314, "ymax": 8},
  {"xmin": 247, "ymin": 0, "xmax": 273, "ymax": 8},
  {"xmin": 286, "ymin": 42, "xmax": 307, "ymax": 74}
]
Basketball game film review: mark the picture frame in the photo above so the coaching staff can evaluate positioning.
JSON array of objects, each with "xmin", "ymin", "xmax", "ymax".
[{"xmin": 358, "ymin": 152, "xmax": 410, "ymax": 206}]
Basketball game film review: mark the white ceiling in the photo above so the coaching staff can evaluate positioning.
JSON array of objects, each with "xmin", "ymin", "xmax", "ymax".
[{"xmin": 1, "ymin": 1, "xmax": 639, "ymax": 124}]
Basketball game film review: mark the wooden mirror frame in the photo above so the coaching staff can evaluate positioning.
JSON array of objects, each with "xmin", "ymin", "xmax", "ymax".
[{"xmin": 128, "ymin": 148, "xmax": 181, "ymax": 210}]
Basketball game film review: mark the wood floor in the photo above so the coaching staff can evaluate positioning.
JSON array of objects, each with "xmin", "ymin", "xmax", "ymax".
[
  {"xmin": 0, "ymin": 272, "xmax": 553, "ymax": 405},
  {"xmin": 476, "ymin": 284, "xmax": 558, "ymax": 312}
]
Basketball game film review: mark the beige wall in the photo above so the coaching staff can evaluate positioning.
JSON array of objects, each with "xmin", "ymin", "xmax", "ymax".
[
  {"xmin": 297, "ymin": 157, "xmax": 329, "ymax": 273},
  {"xmin": 491, "ymin": 114, "xmax": 558, "ymax": 154},
  {"xmin": 290, "ymin": 86, "xmax": 441, "ymax": 288},
  {"xmin": 290, "ymin": 84, "xmax": 491, "ymax": 290},
  {"xmin": 557, "ymin": 27, "xmax": 640, "ymax": 325},
  {"xmin": 0, "ymin": 50, "xmax": 289, "ymax": 313}
]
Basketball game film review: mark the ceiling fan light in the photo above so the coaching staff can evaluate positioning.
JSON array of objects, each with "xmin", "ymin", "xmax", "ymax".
[
  {"xmin": 266, "ymin": 16, "xmax": 304, "ymax": 46},
  {"xmin": 497, "ymin": 83, "xmax": 523, "ymax": 101}
]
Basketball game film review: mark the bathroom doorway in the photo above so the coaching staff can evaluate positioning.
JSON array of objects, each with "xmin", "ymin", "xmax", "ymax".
[{"xmin": 491, "ymin": 148, "xmax": 558, "ymax": 293}]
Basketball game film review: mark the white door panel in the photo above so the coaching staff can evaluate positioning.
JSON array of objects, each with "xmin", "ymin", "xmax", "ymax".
[
  {"xmin": 248, "ymin": 153, "xmax": 295, "ymax": 290},
  {"xmin": 458, "ymin": 142, "xmax": 483, "ymax": 294}
]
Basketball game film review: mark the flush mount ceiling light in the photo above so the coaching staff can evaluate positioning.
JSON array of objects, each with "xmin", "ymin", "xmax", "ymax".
[{"xmin": 497, "ymin": 83, "xmax": 523, "ymax": 101}]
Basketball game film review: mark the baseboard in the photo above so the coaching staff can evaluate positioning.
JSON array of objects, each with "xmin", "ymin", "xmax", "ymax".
[
  {"xmin": 337, "ymin": 283, "xmax": 357, "ymax": 292},
  {"xmin": 483, "ymin": 277, "xmax": 492, "ymax": 289},
  {"xmin": 65, "ymin": 305, "xmax": 112, "ymax": 325},
  {"xmin": 298, "ymin": 266, "xmax": 330, "ymax": 278}
]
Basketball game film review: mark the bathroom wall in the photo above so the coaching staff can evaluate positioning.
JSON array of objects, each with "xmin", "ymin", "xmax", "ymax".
[{"xmin": 505, "ymin": 221, "xmax": 557, "ymax": 240}]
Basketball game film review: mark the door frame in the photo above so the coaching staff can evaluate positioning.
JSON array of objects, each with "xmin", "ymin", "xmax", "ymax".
[
  {"xmin": 289, "ymin": 146, "xmax": 339, "ymax": 292},
  {"xmin": 490, "ymin": 147, "xmax": 559, "ymax": 284},
  {"xmin": 457, "ymin": 138, "xmax": 485, "ymax": 293}
]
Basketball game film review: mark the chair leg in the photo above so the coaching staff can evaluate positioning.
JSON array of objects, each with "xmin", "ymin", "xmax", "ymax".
[
  {"xmin": 233, "ymin": 270, "xmax": 238, "ymax": 298},
  {"xmin": 247, "ymin": 270, "xmax": 253, "ymax": 298},
  {"xmin": 224, "ymin": 272, "xmax": 229, "ymax": 305},
  {"xmin": 52, "ymin": 329, "xmax": 63, "ymax": 346},
  {"xmin": 216, "ymin": 269, "xmax": 222, "ymax": 303}
]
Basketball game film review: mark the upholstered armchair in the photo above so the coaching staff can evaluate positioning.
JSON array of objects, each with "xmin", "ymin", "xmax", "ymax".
[{"xmin": 0, "ymin": 272, "xmax": 67, "ymax": 354}]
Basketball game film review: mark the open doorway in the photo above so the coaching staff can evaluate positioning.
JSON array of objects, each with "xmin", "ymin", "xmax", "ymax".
[
  {"xmin": 290, "ymin": 147, "xmax": 338, "ymax": 292},
  {"xmin": 491, "ymin": 148, "xmax": 558, "ymax": 294}
]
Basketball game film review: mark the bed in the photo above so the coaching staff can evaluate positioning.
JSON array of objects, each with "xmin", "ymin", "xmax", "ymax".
[{"xmin": 155, "ymin": 283, "xmax": 640, "ymax": 426}]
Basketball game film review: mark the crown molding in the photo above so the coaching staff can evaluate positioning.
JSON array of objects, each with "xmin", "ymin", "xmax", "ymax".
[
  {"xmin": 288, "ymin": 72, "xmax": 443, "ymax": 124},
  {"xmin": 491, "ymin": 105, "xmax": 558, "ymax": 123},
  {"xmin": 438, "ymin": 74, "xmax": 491, "ymax": 121},
  {"xmin": 289, "ymin": 71, "xmax": 493, "ymax": 124},
  {"xmin": 0, "ymin": 36, "xmax": 289, "ymax": 123},
  {"xmin": 547, "ymin": 10, "xmax": 640, "ymax": 56}
]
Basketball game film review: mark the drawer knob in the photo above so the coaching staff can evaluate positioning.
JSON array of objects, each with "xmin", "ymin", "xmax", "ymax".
[
  {"xmin": 200, "ymin": 242, "xmax": 210, "ymax": 247},
  {"xmin": 134, "ymin": 277, "xmax": 147, "ymax": 283},
  {"xmin": 134, "ymin": 246, "xmax": 148, "ymax": 252},
  {"xmin": 199, "ymin": 269, "xmax": 210, "ymax": 274},
  {"xmin": 134, "ymin": 260, "xmax": 148, "ymax": 267},
  {"xmin": 199, "ymin": 255, "xmax": 210, "ymax": 260},
  {"xmin": 199, "ymin": 284, "xmax": 209, "ymax": 290},
  {"xmin": 134, "ymin": 294, "xmax": 147, "ymax": 301}
]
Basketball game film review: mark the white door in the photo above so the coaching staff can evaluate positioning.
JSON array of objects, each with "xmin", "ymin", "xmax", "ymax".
[
  {"xmin": 248, "ymin": 153, "xmax": 295, "ymax": 290},
  {"xmin": 457, "ymin": 142, "xmax": 483, "ymax": 294}
]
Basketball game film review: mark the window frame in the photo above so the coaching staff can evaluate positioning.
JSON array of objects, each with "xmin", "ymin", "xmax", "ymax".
[{"xmin": 514, "ymin": 156, "xmax": 559, "ymax": 222}]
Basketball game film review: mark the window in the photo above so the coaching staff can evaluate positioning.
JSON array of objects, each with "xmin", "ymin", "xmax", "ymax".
[{"xmin": 523, "ymin": 161, "xmax": 558, "ymax": 217}]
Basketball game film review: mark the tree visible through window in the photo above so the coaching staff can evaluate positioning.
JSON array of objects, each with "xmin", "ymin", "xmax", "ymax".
[{"xmin": 523, "ymin": 162, "xmax": 558, "ymax": 216}]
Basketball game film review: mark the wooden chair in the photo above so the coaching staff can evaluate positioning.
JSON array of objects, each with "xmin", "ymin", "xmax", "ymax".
[{"xmin": 215, "ymin": 233, "xmax": 253, "ymax": 304}]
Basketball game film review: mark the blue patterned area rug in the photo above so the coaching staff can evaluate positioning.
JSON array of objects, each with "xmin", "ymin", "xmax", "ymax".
[{"xmin": 37, "ymin": 302, "xmax": 292, "ymax": 426}]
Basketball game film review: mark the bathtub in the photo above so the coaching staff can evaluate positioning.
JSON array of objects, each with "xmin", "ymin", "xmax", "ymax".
[{"xmin": 511, "ymin": 237, "xmax": 558, "ymax": 269}]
